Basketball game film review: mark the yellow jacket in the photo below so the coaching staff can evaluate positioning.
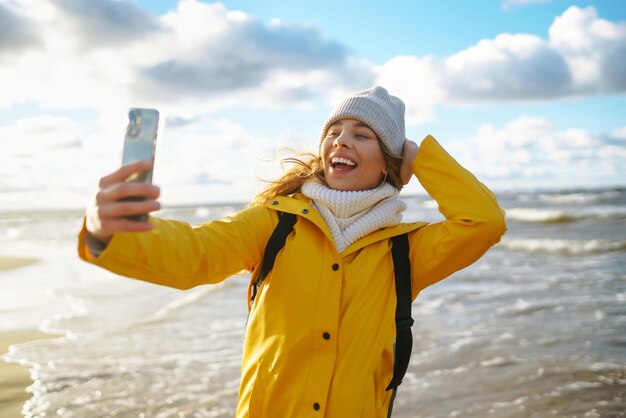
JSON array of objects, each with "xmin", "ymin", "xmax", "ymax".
[{"xmin": 78, "ymin": 135, "xmax": 506, "ymax": 417}]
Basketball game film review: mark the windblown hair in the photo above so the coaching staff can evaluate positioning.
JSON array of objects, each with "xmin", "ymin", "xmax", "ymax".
[{"xmin": 250, "ymin": 142, "xmax": 404, "ymax": 207}]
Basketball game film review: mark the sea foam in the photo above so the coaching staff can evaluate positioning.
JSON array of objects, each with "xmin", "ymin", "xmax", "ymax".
[{"xmin": 499, "ymin": 238, "xmax": 626, "ymax": 254}]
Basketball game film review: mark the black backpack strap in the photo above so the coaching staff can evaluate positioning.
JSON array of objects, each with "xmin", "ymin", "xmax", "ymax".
[
  {"xmin": 386, "ymin": 233, "xmax": 413, "ymax": 391},
  {"xmin": 250, "ymin": 211, "xmax": 297, "ymax": 305},
  {"xmin": 249, "ymin": 212, "xmax": 413, "ymax": 395}
]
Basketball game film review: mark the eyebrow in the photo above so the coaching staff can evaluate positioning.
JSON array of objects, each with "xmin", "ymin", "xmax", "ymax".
[{"xmin": 329, "ymin": 120, "xmax": 374, "ymax": 130}]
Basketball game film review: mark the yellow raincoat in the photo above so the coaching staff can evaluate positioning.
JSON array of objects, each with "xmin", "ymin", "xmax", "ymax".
[{"xmin": 78, "ymin": 135, "xmax": 506, "ymax": 417}]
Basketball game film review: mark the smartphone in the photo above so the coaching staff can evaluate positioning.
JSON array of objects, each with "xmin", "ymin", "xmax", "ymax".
[{"xmin": 119, "ymin": 108, "xmax": 160, "ymax": 222}]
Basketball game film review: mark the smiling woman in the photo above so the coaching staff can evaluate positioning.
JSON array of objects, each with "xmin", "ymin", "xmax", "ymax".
[
  {"xmin": 322, "ymin": 120, "xmax": 389, "ymax": 191},
  {"xmin": 252, "ymin": 87, "xmax": 409, "ymax": 205},
  {"xmin": 77, "ymin": 85, "xmax": 506, "ymax": 417}
]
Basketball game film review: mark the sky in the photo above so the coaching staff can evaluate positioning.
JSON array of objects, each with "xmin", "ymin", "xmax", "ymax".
[{"xmin": 0, "ymin": 0, "xmax": 625, "ymax": 210}]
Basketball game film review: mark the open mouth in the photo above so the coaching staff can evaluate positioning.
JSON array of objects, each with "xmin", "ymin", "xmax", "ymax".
[{"xmin": 330, "ymin": 156, "xmax": 357, "ymax": 171}]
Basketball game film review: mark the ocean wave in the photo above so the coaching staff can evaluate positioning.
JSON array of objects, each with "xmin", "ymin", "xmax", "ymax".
[
  {"xmin": 515, "ymin": 190, "xmax": 623, "ymax": 205},
  {"xmin": 499, "ymin": 238, "xmax": 626, "ymax": 254},
  {"xmin": 419, "ymin": 199, "xmax": 439, "ymax": 210},
  {"xmin": 538, "ymin": 191, "xmax": 622, "ymax": 205},
  {"xmin": 505, "ymin": 208, "xmax": 573, "ymax": 223},
  {"xmin": 119, "ymin": 281, "xmax": 230, "ymax": 329},
  {"xmin": 497, "ymin": 298, "xmax": 556, "ymax": 316},
  {"xmin": 505, "ymin": 206, "xmax": 626, "ymax": 223}
]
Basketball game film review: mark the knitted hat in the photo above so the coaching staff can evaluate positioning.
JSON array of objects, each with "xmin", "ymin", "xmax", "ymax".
[{"xmin": 319, "ymin": 86, "xmax": 406, "ymax": 157}]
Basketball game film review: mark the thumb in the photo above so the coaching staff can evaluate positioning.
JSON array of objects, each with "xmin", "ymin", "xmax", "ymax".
[{"xmin": 400, "ymin": 140, "xmax": 418, "ymax": 185}]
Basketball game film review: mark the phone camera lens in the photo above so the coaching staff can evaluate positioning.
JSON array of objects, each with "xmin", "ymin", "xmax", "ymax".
[{"xmin": 127, "ymin": 110, "xmax": 142, "ymax": 138}]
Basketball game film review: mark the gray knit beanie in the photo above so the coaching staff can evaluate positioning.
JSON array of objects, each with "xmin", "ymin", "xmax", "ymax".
[{"xmin": 319, "ymin": 86, "xmax": 406, "ymax": 157}]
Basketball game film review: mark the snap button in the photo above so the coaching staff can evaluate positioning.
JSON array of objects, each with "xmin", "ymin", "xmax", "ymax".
[
  {"xmin": 272, "ymin": 200, "xmax": 279, "ymax": 205},
  {"xmin": 313, "ymin": 402, "xmax": 320, "ymax": 411},
  {"xmin": 301, "ymin": 208, "xmax": 309, "ymax": 214},
  {"xmin": 323, "ymin": 332, "xmax": 330, "ymax": 340},
  {"xmin": 332, "ymin": 263, "xmax": 339, "ymax": 271}
]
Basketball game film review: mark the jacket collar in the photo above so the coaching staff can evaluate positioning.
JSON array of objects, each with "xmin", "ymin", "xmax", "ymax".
[{"xmin": 263, "ymin": 193, "xmax": 427, "ymax": 256}]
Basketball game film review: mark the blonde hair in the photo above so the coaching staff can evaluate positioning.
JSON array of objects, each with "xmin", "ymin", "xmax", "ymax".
[{"xmin": 250, "ymin": 142, "xmax": 403, "ymax": 207}]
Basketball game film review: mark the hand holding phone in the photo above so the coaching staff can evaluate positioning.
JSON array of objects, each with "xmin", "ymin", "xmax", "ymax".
[
  {"xmin": 84, "ymin": 108, "xmax": 162, "ymax": 244},
  {"xmin": 86, "ymin": 160, "xmax": 161, "ymax": 244}
]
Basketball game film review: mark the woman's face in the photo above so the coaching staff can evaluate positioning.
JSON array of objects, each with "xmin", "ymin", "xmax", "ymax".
[{"xmin": 320, "ymin": 119, "xmax": 387, "ymax": 191}]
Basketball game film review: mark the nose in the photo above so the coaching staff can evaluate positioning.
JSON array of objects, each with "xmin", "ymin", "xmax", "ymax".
[{"xmin": 333, "ymin": 130, "xmax": 353, "ymax": 148}]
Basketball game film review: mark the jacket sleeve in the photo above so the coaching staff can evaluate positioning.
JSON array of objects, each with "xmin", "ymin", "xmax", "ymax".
[
  {"xmin": 408, "ymin": 135, "xmax": 506, "ymax": 298},
  {"xmin": 77, "ymin": 204, "xmax": 277, "ymax": 290}
]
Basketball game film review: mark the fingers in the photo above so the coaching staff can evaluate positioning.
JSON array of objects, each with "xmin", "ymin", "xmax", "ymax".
[
  {"xmin": 99, "ymin": 160, "xmax": 153, "ymax": 188},
  {"xmin": 402, "ymin": 140, "xmax": 419, "ymax": 157},
  {"xmin": 400, "ymin": 140, "xmax": 419, "ymax": 185},
  {"xmin": 96, "ymin": 181, "xmax": 160, "ymax": 204},
  {"xmin": 88, "ymin": 217, "xmax": 155, "ymax": 242},
  {"xmin": 86, "ymin": 198, "xmax": 161, "ymax": 241},
  {"xmin": 400, "ymin": 166, "xmax": 412, "ymax": 186},
  {"xmin": 99, "ymin": 217, "xmax": 155, "ymax": 234},
  {"xmin": 97, "ymin": 199, "xmax": 161, "ymax": 219},
  {"xmin": 86, "ymin": 160, "xmax": 161, "ymax": 241}
]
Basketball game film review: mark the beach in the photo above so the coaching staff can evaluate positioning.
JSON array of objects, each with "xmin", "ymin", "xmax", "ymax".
[
  {"xmin": 0, "ymin": 329, "xmax": 56, "ymax": 418},
  {"xmin": 0, "ymin": 257, "xmax": 38, "ymax": 271},
  {"xmin": 0, "ymin": 189, "xmax": 624, "ymax": 417},
  {"xmin": 0, "ymin": 257, "xmax": 55, "ymax": 418}
]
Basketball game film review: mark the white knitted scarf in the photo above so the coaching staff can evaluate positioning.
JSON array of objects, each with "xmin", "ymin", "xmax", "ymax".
[{"xmin": 301, "ymin": 181, "xmax": 406, "ymax": 253}]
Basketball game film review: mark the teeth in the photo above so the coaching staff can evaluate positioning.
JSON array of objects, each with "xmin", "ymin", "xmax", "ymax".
[{"xmin": 332, "ymin": 157, "xmax": 356, "ymax": 166}]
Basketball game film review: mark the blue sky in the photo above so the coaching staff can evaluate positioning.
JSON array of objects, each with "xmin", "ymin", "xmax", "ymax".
[
  {"xmin": 140, "ymin": 0, "xmax": 626, "ymax": 59},
  {"xmin": 0, "ymin": 0, "xmax": 625, "ymax": 209}
]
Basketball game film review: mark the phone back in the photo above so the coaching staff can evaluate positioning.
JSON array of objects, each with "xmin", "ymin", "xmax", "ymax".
[{"xmin": 122, "ymin": 108, "xmax": 159, "ymax": 184}]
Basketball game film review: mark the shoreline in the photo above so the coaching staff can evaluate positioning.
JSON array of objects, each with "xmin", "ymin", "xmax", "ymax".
[
  {"xmin": 0, "ymin": 257, "xmax": 38, "ymax": 271},
  {"xmin": 0, "ymin": 256, "xmax": 52, "ymax": 417},
  {"xmin": 0, "ymin": 329, "xmax": 57, "ymax": 418}
]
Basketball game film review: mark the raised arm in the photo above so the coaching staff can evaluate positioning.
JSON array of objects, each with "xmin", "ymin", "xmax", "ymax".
[
  {"xmin": 78, "ymin": 161, "xmax": 276, "ymax": 290},
  {"xmin": 407, "ymin": 135, "xmax": 507, "ymax": 297},
  {"xmin": 79, "ymin": 205, "xmax": 276, "ymax": 290}
]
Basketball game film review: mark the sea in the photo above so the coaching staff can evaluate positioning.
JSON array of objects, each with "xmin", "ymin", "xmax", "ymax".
[{"xmin": 1, "ymin": 187, "xmax": 625, "ymax": 418}]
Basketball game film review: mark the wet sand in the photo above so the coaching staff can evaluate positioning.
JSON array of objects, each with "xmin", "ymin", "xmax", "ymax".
[
  {"xmin": 0, "ymin": 256, "xmax": 51, "ymax": 418},
  {"xmin": 0, "ymin": 329, "xmax": 56, "ymax": 418},
  {"xmin": 0, "ymin": 256, "xmax": 38, "ymax": 271}
]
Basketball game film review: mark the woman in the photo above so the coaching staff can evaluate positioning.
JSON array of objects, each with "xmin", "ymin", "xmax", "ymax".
[{"xmin": 79, "ymin": 86, "xmax": 506, "ymax": 417}]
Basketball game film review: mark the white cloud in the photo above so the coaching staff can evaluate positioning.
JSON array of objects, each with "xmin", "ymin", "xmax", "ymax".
[
  {"xmin": 0, "ymin": 115, "xmax": 120, "ymax": 196},
  {"xmin": 0, "ymin": 112, "xmax": 305, "ymax": 208},
  {"xmin": 1, "ymin": 1, "xmax": 625, "ymax": 208},
  {"xmin": 443, "ymin": 33, "xmax": 571, "ymax": 101},
  {"xmin": 610, "ymin": 126, "xmax": 626, "ymax": 140},
  {"xmin": 1, "ymin": 2, "xmax": 624, "ymax": 126},
  {"xmin": 5, "ymin": 1, "xmax": 624, "ymax": 121},
  {"xmin": 0, "ymin": 0, "xmax": 375, "ymax": 117},
  {"xmin": 0, "ymin": 115, "xmax": 81, "ymax": 156},
  {"xmin": 549, "ymin": 6, "xmax": 626, "ymax": 93},
  {"xmin": 0, "ymin": 1, "xmax": 40, "ymax": 51},
  {"xmin": 1, "ymin": 111, "xmax": 623, "ymax": 210},
  {"xmin": 444, "ymin": 116, "xmax": 626, "ymax": 190},
  {"xmin": 376, "ymin": 56, "xmax": 446, "ymax": 125},
  {"xmin": 378, "ymin": 6, "xmax": 626, "ymax": 123}
]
